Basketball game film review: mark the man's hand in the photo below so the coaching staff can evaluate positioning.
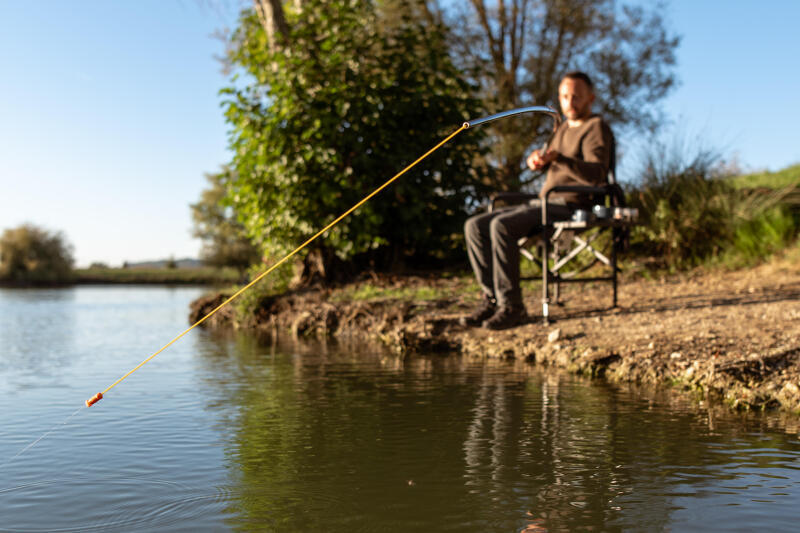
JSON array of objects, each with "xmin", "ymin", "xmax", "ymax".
[{"xmin": 527, "ymin": 149, "xmax": 559, "ymax": 171}]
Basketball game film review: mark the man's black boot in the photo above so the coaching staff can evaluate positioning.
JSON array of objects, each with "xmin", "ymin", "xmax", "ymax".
[
  {"xmin": 482, "ymin": 305, "xmax": 527, "ymax": 330},
  {"xmin": 459, "ymin": 294, "xmax": 497, "ymax": 327}
]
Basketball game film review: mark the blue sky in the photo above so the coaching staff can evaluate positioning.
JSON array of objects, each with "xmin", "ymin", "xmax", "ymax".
[
  {"xmin": 651, "ymin": 0, "xmax": 799, "ymax": 175},
  {"xmin": 0, "ymin": 1, "xmax": 237, "ymax": 267},
  {"xmin": 1, "ymin": 1, "xmax": 798, "ymax": 267}
]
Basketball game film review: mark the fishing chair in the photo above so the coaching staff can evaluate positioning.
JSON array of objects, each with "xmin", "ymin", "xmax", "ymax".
[{"xmin": 490, "ymin": 139, "xmax": 636, "ymax": 325}]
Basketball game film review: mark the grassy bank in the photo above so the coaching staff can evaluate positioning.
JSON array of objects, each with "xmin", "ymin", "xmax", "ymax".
[
  {"xmin": 188, "ymin": 250, "xmax": 800, "ymax": 414},
  {"xmin": 730, "ymin": 163, "xmax": 800, "ymax": 190},
  {"xmin": 625, "ymin": 157, "xmax": 800, "ymax": 270},
  {"xmin": 74, "ymin": 266, "xmax": 241, "ymax": 285}
]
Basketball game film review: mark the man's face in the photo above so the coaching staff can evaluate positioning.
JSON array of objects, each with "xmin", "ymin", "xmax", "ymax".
[{"xmin": 558, "ymin": 78, "xmax": 595, "ymax": 121}]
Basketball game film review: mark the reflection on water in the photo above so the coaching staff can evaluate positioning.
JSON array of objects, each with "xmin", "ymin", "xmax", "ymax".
[
  {"xmin": 0, "ymin": 476, "xmax": 231, "ymax": 532},
  {"xmin": 1, "ymin": 287, "xmax": 799, "ymax": 532},
  {"xmin": 195, "ymin": 333, "xmax": 800, "ymax": 532},
  {"xmin": 0, "ymin": 288, "xmax": 77, "ymax": 378}
]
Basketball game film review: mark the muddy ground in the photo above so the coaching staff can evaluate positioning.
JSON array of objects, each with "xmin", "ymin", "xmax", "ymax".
[{"xmin": 190, "ymin": 254, "xmax": 800, "ymax": 415}]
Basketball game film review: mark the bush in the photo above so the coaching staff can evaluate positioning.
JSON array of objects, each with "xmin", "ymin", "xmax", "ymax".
[
  {"xmin": 729, "ymin": 205, "xmax": 795, "ymax": 265},
  {"xmin": 628, "ymin": 140, "xmax": 728, "ymax": 267},
  {"xmin": 627, "ymin": 137, "xmax": 799, "ymax": 269},
  {"xmin": 0, "ymin": 224, "xmax": 75, "ymax": 284}
]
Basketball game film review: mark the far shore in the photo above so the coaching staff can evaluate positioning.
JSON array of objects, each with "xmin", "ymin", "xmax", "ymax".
[{"xmin": 0, "ymin": 266, "xmax": 241, "ymax": 288}]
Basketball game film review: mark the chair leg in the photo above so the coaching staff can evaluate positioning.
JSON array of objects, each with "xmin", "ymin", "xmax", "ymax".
[
  {"xmin": 554, "ymin": 278, "xmax": 560, "ymax": 305},
  {"xmin": 541, "ymin": 228, "xmax": 550, "ymax": 325},
  {"xmin": 612, "ymin": 228, "xmax": 618, "ymax": 308}
]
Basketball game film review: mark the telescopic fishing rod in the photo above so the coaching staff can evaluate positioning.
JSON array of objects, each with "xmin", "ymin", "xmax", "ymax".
[
  {"xmin": 85, "ymin": 105, "xmax": 561, "ymax": 408},
  {"xmin": 463, "ymin": 105, "xmax": 561, "ymax": 130}
]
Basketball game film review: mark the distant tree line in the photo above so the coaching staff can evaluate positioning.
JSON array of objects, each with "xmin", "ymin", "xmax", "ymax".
[
  {"xmin": 0, "ymin": 224, "xmax": 74, "ymax": 284},
  {"xmin": 190, "ymin": 167, "xmax": 261, "ymax": 274}
]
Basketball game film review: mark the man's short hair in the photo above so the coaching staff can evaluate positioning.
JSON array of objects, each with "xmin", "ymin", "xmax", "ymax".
[{"xmin": 562, "ymin": 71, "xmax": 593, "ymax": 90}]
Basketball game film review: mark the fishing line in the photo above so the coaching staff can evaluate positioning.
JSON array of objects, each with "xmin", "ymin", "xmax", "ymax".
[
  {"xmin": 82, "ymin": 105, "xmax": 560, "ymax": 408},
  {"xmin": 3, "ymin": 106, "xmax": 559, "ymax": 472},
  {"xmin": 0, "ymin": 405, "xmax": 84, "ymax": 472},
  {"xmin": 84, "ymin": 124, "xmax": 468, "ymax": 408}
]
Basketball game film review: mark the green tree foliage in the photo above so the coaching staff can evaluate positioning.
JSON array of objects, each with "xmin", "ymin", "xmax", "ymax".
[
  {"xmin": 222, "ymin": 0, "xmax": 487, "ymax": 276},
  {"xmin": 0, "ymin": 224, "xmax": 74, "ymax": 284},
  {"xmin": 436, "ymin": 0, "xmax": 679, "ymax": 189},
  {"xmin": 191, "ymin": 168, "xmax": 260, "ymax": 273}
]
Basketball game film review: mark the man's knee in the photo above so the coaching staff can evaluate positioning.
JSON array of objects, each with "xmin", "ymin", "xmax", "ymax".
[
  {"xmin": 489, "ymin": 216, "xmax": 510, "ymax": 242},
  {"xmin": 464, "ymin": 214, "xmax": 481, "ymax": 239}
]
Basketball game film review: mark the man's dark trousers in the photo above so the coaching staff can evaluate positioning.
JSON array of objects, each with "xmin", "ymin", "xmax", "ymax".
[{"xmin": 464, "ymin": 200, "xmax": 573, "ymax": 308}]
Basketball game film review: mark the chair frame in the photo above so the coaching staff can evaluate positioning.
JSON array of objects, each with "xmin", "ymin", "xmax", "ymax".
[
  {"xmin": 539, "ymin": 184, "xmax": 629, "ymax": 324},
  {"xmin": 489, "ymin": 141, "xmax": 634, "ymax": 325}
]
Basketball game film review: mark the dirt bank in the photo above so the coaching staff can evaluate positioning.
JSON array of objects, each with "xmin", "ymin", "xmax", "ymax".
[{"xmin": 190, "ymin": 254, "xmax": 800, "ymax": 414}]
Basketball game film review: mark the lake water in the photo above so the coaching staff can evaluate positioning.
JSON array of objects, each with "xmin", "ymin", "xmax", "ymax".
[{"xmin": 1, "ymin": 286, "xmax": 799, "ymax": 532}]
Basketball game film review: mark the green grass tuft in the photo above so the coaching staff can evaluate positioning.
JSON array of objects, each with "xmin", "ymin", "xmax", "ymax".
[
  {"xmin": 330, "ymin": 283, "xmax": 456, "ymax": 303},
  {"xmin": 729, "ymin": 164, "xmax": 800, "ymax": 190}
]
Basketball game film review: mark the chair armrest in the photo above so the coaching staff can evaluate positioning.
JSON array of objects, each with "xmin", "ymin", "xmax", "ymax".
[
  {"xmin": 540, "ymin": 185, "xmax": 610, "ymax": 226},
  {"xmin": 544, "ymin": 185, "xmax": 610, "ymax": 199},
  {"xmin": 490, "ymin": 192, "xmax": 539, "ymax": 212}
]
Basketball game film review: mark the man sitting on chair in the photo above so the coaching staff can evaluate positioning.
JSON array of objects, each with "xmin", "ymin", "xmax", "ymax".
[{"xmin": 461, "ymin": 71, "xmax": 614, "ymax": 330}]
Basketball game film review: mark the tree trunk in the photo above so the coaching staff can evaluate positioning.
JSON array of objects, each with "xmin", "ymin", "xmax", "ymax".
[
  {"xmin": 253, "ymin": 0, "xmax": 289, "ymax": 52},
  {"xmin": 291, "ymin": 248, "xmax": 352, "ymax": 287}
]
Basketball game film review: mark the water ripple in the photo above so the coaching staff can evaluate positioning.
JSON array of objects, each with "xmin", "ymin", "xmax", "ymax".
[{"xmin": 0, "ymin": 476, "xmax": 233, "ymax": 532}]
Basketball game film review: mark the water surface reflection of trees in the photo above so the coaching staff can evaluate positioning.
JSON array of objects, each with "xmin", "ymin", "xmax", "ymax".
[{"xmin": 194, "ymin": 332, "xmax": 798, "ymax": 532}]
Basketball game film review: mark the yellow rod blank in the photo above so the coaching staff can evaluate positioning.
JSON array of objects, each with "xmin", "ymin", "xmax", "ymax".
[{"xmin": 87, "ymin": 124, "xmax": 466, "ymax": 406}]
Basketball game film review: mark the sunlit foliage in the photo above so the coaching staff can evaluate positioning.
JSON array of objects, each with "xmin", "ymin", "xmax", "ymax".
[{"xmin": 222, "ymin": 0, "xmax": 488, "ymax": 277}]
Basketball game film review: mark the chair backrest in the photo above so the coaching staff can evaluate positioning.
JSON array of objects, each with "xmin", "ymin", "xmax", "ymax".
[
  {"xmin": 586, "ymin": 126, "xmax": 617, "ymax": 208},
  {"xmin": 604, "ymin": 129, "xmax": 631, "ymax": 250},
  {"xmin": 604, "ymin": 128, "xmax": 626, "ymax": 208},
  {"xmin": 606, "ymin": 127, "xmax": 617, "ymax": 185}
]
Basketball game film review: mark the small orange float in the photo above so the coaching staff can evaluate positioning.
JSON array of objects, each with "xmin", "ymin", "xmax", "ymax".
[{"xmin": 85, "ymin": 392, "xmax": 103, "ymax": 407}]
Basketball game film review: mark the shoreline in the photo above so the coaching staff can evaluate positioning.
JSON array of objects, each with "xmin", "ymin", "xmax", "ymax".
[
  {"xmin": 189, "ymin": 255, "xmax": 800, "ymax": 415},
  {"xmin": 0, "ymin": 268, "xmax": 239, "ymax": 288}
]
